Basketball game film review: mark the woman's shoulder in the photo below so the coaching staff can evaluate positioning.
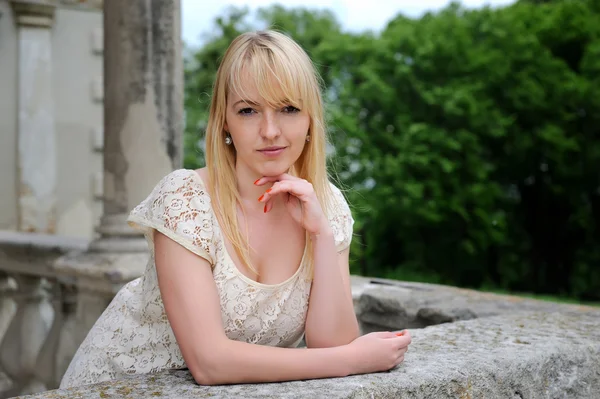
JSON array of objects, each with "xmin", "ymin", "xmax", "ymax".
[
  {"xmin": 128, "ymin": 169, "xmax": 209, "ymax": 217},
  {"xmin": 325, "ymin": 180, "xmax": 355, "ymax": 252},
  {"xmin": 325, "ymin": 180, "xmax": 354, "ymax": 221},
  {"xmin": 127, "ymin": 168, "xmax": 217, "ymax": 264},
  {"xmin": 152, "ymin": 168, "xmax": 208, "ymax": 196}
]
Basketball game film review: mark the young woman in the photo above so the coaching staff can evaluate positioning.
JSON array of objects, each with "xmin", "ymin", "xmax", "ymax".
[{"xmin": 59, "ymin": 30, "xmax": 411, "ymax": 389}]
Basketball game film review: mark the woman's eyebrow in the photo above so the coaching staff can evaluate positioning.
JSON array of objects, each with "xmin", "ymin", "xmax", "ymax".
[{"xmin": 233, "ymin": 99, "xmax": 261, "ymax": 107}]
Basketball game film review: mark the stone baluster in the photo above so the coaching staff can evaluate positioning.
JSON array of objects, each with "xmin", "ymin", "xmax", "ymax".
[
  {"xmin": 0, "ymin": 275, "xmax": 53, "ymax": 397},
  {"xmin": 33, "ymin": 281, "xmax": 69, "ymax": 390},
  {"xmin": 53, "ymin": 284, "xmax": 78, "ymax": 387},
  {"xmin": 0, "ymin": 273, "xmax": 17, "ymax": 393},
  {"xmin": 0, "ymin": 273, "xmax": 16, "ymax": 347}
]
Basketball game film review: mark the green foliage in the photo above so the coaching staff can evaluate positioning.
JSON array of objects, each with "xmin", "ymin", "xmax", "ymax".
[{"xmin": 183, "ymin": 1, "xmax": 600, "ymax": 300}]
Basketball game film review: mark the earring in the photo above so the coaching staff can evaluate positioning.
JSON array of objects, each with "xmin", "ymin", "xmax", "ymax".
[
  {"xmin": 225, "ymin": 133, "xmax": 232, "ymax": 145},
  {"xmin": 306, "ymin": 134, "xmax": 310, "ymax": 142}
]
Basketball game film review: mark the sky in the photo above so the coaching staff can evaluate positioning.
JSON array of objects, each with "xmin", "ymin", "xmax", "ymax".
[{"xmin": 181, "ymin": 0, "xmax": 517, "ymax": 47}]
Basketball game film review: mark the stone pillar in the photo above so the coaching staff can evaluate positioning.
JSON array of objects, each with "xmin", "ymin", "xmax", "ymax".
[
  {"xmin": 53, "ymin": 0, "xmax": 184, "ymax": 368},
  {"xmin": 95, "ymin": 0, "xmax": 184, "ymax": 253},
  {"xmin": 10, "ymin": 0, "xmax": 57, "ymax": 234}
]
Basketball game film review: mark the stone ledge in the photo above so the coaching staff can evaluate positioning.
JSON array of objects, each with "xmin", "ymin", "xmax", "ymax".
[
  {"xmin": 0, "ymin": 230, "xmax": 89, "ymax": 279},
  {"xmin": 17, "ymin": 311, "xmax": 600, "ymax": 399},
  {"xmin": 350, "ymin": 276, "xmax": 599, "ymax": 332},
  {"xmin": 0, "ymin": 230, "xmax": 89, "ymax": 253}
]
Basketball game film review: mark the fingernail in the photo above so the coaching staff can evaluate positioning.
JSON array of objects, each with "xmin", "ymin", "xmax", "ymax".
[
  {"xmin": 264, "ymin": 204, "xmax": 267, "ymax": 213},
  {"xmin": 396, "ymin": 332, "xmax": 404, "ymax": 336},
  {"xmin": 266, "ymin": 188, "xmax": 272, "ymax": 193},
  {"xmin": 258, "ymin": 194, "xmax": 264, "ymax": 202},
  {"xmin": 254, "ymin": 178, "xmax": 261, "ymax": 185}
]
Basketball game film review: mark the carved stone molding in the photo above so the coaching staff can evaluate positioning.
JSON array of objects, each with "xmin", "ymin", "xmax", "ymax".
[
  {"xmin": 59, "ymin": 0, "xmax": 102, "ymax": 10},
  {"xmin": 10, "ymin": 0, "xmax": 56, "ymax": 28}
]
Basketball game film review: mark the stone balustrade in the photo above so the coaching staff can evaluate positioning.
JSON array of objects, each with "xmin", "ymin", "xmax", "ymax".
[
  {"xmin": 0, "ymin": 231, "xmax": 88, "ymax": 398},
  {"xmin": 9, "ymin": 276, "xmax": 600, "ymax": 399}
]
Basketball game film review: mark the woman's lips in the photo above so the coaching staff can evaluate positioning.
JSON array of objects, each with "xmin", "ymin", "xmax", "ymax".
[{"xmin": 258, "ymin": 146, "xmax": 286, "ymax": 157}]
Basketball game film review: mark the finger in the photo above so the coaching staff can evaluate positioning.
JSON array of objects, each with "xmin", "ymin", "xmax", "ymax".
[
  {"xmin": 393, "ymin": 335, "xmax": 412, "ymax": 349},
  {"xmin": 375, "ymin": 331, "xmax": 397, "ymax": 339},
  {"xmin": 395, "ymin": 330, "xmax": 412, "ymax": 344},
  {"xmin": 263, "ymin": 190, "xmax": 295, "ymax": 213},
  {"xmin": 254, "ymin": 173, "xmax": 302, "ymax": 186},
  {"xmin": 260, "ymin": 186, "xmax": 291, "ymax": 214},
  {"xmin": 259, "ymin": 181, "xmax": 312, "ymax": 203},
  {"xmin": 395, "ymin": 354, "xmax": 405, "ymax": 366},
  {"xmin": 264, "ymin": 195, "xmax": 280, "ymax": 213}
]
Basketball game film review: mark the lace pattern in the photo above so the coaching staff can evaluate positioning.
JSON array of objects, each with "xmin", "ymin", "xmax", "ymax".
[{"xmin": 59, "ymin": 169, "xmax": 354, "ymax": 388}]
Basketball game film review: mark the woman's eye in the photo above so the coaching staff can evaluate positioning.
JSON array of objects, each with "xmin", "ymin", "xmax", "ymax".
[
  {"xmin": 282, "ymin": 106, "xmax": 300, "ymax": 114},
  {"xmin": 238, "ymin": 108, "xmax": 255, "ymax": 115}
]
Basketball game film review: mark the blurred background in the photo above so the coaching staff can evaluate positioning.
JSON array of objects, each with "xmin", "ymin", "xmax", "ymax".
[{"xmin": 0, "ymin": 0, "xmax": 599, "ymax": 396}]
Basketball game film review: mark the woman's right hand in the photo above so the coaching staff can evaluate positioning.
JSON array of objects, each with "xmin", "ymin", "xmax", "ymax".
[{"xmin": 344, "ymin": 330, "xmax": 412, "ymax": 375}]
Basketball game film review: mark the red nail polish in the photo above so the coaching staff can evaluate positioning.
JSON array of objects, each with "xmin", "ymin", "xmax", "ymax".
[
  {"xmin": 254, "ymin": 178, "xmax": 261, "ymax": 185},
  {"xmin": 266, "ymin": 188, "xmax": 272, "ymax": 193},
  {"xmin": 258, "ymin": 194, "xmax": 264, "ymax": 202},
  {"xmin": 264, "ymin": 204, "xmax": 267, "ymax": 213},
  {"xmin": 396, "ymin": 332, "xmax": 404, "ymax": 336}
]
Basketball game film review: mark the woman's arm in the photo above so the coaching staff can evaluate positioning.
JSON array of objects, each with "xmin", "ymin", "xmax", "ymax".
[
  {"xmin": 154, "ymin": 231, "xmax": 349, "ymax": 385},
  {"xmin": 155, "ymin": 230, "xmax": 410, "ymax": 385},
  {"xmin": 303, "ymin": 226, "xmax": 360, "ymax": 348}
]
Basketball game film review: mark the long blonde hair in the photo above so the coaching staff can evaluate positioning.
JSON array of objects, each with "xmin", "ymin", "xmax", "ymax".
[{"xmin": 204, "ymin": 30, "xmax": 334, "ymax": 275}]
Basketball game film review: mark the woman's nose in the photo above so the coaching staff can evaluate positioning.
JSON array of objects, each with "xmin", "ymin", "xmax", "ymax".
[{"xmin": 261, "ymin": 111, "xmax": 280, "ymax": 139}]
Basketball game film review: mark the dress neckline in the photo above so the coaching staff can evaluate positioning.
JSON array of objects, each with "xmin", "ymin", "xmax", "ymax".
[{"xmin": 184, "ymin": 168, "xmax": 308, "ymax": 289}]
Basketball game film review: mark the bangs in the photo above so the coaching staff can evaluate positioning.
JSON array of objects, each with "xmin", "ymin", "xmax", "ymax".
[{"xmin": 228, "ymin": 39, "xmax": 315, "ymax": 110}]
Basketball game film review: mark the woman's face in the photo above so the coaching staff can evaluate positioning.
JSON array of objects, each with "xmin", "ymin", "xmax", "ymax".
[{"xmin": 224, "ymin": 74, "xmax": 310, "ymax": 178}]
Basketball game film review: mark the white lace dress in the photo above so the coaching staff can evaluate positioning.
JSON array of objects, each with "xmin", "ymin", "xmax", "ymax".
[{"xmin": 59, "ymin": 169, "xmax": 354, "ymax": 388}]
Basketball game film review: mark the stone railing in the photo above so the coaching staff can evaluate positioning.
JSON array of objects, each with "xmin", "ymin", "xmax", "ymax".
[
  {"xmin": 14, "ymin": 276, "xmax": 600, "ymax": 399},
  {"xmin": 0, "ymin": 231, "xmax": 88, "ymax": 398}
]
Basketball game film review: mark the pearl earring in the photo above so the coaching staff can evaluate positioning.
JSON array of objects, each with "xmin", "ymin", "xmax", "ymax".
[
  {"xmin": 306, "ymin": 135, "xmax": 310, "ymax": 142},
  {"xmin": 225, "ymin": 133, "xmax": 232, "ymax": 145}
]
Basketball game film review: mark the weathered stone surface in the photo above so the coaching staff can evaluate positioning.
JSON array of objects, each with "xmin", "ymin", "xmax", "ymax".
[
  {"xmin": 351, "ymin": 276, "xmax": 598, "ymax": 333},
  {"xmin": 17, "ymin": 311, "xmax": 600, "ymax": 399},
  {"xmin": 53, "ymin": 249, "xmax": 147, "ymax": 287},
  {"xmin": 11, "ymin": 0, "xmax": 58, "ymax": 234},
  {"xmin": 0, "ymin": 230, "xmax": 88, "ymax": 278},
  {"xmin": 103, "ymin": 0, "xmax": 183, "ymax": 217}
]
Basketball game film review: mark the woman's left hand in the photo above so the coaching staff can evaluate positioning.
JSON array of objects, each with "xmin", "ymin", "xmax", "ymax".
[{"xmin": 256, "ymin": 174, "xmax": 330, "ymax": 236}]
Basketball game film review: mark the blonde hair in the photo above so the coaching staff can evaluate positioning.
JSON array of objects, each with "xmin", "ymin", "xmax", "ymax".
[{"xmin": 204, "ymin": 30, "xmax": 334, "ymax": 275}]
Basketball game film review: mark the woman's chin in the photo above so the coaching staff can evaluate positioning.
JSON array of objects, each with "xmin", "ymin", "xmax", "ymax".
[{"xmin": 258, "ymin": 162, "xmax": 292, "ymax": 177}]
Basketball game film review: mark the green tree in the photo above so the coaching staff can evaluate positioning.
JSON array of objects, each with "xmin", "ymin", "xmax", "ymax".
[{"xmin": 334, "ymin": 0, "xmax": 600, "ymax": 299}]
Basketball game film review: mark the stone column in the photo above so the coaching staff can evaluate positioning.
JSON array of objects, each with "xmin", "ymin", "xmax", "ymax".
[
  {"xmin": 96, "ymin": 0, "xmax": 184, "ymax": 250},
  {"xmin": 53, "ymin": 0, "xmax": 184, "ymax": 370},
  {"xmin": 10, "ymin": 0, "xmax": 57, "ymax": 234}
]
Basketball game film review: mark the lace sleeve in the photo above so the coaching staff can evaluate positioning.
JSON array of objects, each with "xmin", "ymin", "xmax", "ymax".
[
  {"xmin": 328, "ymin": 183, "xmax": 355, "ymax": 252},
  {"xmin": 127, "ymin": 169, "xmax": 216, "ymax": 265}
]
